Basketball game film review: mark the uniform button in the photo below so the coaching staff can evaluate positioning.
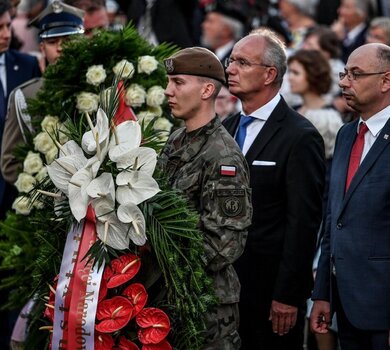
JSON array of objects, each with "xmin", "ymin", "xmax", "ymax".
[{"xmin": 336, "ymin": 222, "xmax": 343, "ymax": 229}]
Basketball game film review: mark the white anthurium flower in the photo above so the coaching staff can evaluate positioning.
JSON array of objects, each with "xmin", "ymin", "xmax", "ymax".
[
  {"xmin": 117, "ymin": 147, "xmax": 157, "ymax": 176},
  {"xmin": 86, "ymin": 172, "xmax": 115, "ymax": 204},
  {"xmin": 117, "ymin": 203, "xmax": 147, "ymax": 246},
  {"xmin": 116, "ymin": 170, "xmax": 160, "ymax": 205},
  {"xmin": 68, "ymin": 156, "xmax": 102, "ymax": 221},
  {"xmin": 46, "ymin": 154, "xmax": 88, "ymax": 196},
  {"xmin": 94, "ymin": 201, "xmax": 130, "ymax": 250},
  {"xmin": 81, "ymin": 109, "xmax": 110, "ymax": 159},
  {"xmin": 59, "ymin": 140, "xmax": 85, "ymax": 158},
  {"xmin": 108, "ymin": 120, "xmax": 141, "ymax": 164}
]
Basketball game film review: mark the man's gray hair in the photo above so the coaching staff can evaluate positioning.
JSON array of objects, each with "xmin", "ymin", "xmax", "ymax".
[
  {"xmin": 370, "ymin": 17, "xmax": 390, "ymax": 45},
  {"xmin": 249, "ymin": 28, "xmax": 287, "ymax": 86},
  {"xmin": 221, "ymin": 15, "xmax": 244, "ymax": 41},
  {"xmin": 284, "ymin": 0, "xmax": 319, "ymax": 18},
  {"xmin": 376, "ymin": 44, "xmax": 390, "ymax": 70}
]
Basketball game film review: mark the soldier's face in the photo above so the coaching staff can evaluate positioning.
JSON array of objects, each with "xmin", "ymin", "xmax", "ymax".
[
  {"xmin": 0, "ymin": 11, "xmax": 11, "ymax": 53},
  {"xmin": 164, "ymin": 74, "xmax": 204, "ymax": 120},
  {"xmin": 40, "ymin": 36, "xmax": 67, "ymax": 65}
]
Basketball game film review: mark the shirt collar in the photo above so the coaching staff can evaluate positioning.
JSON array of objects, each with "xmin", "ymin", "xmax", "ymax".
[
  {"xmin": 242, "ymin": 94, "xmax": 281, "ymax": 121},
  {"xmin": 359, "ymin": 105, "xmax": 390, "ymax": 137},
  {"xmin": 215, "ymin": 41, "xmax": 235, "ymax": 61},
  {"xmin": 0, "ymin": 54, "xmax": 5, "ymax": 65},
  {"xmin": 346, "ymin": 23, "xmax": 366, "ymax": 42}
]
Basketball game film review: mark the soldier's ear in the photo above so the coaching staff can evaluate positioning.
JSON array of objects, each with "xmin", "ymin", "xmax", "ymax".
[{"xmin": 201, "ymin": 82, "xmax": 215, "ymax": 100}]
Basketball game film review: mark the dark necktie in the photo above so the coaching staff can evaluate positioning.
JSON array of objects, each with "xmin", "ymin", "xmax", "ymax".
[
  {"xmin": 345, "ymin": 122, "xmax": 369, "ymax": 192},
  {"xmin": 236, "ymin": 115, "xmax": 255, "ymax": 150}
]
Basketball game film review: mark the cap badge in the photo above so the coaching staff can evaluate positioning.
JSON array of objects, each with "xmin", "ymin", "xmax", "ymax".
[
  {"xmin": 52, "ymin": 0, "xmax": 64, "ymax": 13},
  {"xmin": 165, "ymin": 59, "xmax": 174, "ymax": 73}
]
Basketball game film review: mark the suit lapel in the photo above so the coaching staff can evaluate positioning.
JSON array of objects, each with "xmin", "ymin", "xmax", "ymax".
[
  {"xmin": 244, "ymin": 98, "xmax": 286, "ymax": 166},
  {"xmin": 340, "ymin": 117, "xmax": 390, "ymax": 213}
]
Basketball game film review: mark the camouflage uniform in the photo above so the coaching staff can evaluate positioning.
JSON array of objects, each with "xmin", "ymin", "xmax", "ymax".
[{"xmin": 159, "ymin": 116, "xmax": 252, "ymax": 349}]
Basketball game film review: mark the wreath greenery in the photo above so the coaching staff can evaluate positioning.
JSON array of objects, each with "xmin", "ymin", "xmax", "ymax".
[{"xmin": 0, "ymin": 25, "xmax": 216, "ymax": 350}]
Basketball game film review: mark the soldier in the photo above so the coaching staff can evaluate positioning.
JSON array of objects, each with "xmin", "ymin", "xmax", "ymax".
[
  {"xmin": 159, "ymin": 47, "xmax": 252, "ymax": 349},
  {"xmin": 1, "ymin": 0, "xmax": 84, "ymax": 184}
]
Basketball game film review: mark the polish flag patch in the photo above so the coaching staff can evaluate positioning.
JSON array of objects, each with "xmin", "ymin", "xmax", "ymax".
[{"xmin": 220, "ymin": 165, "xmax": 237, "ymax": 177}]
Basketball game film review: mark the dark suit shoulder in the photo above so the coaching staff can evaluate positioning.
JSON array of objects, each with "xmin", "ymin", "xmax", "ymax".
[{"xmin": 8, "ymin": 49, "xmax": 39, "ymax": 64}]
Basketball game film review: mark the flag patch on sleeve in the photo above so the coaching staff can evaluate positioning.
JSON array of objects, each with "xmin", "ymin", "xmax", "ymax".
[{"xmin": 220, "ymin": 165, "xmax": 236, "ymax": 176}]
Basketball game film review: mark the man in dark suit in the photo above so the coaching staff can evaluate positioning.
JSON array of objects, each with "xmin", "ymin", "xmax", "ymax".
[
  {"xmin": 310, "ymin": 43, "xmax": 390, "ymax": 350},
  {"xmin": 223, "ymin": 28, "xmax": 325, "ymax": 349},
  {"xmin": 0, "ymin": 0, "xmax": 41, "ymax": 221}
]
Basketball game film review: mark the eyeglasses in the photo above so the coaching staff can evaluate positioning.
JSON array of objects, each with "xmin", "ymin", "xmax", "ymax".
[
  {"xmin": 339, "ymin": 70, "xmax": 388, "ymax": 81},
  {"xmin": 224, "ymin": 57, "xmax": 272, "ymax": 69}
]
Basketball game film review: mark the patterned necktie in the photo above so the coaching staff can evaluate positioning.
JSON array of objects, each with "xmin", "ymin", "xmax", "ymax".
[
  {"xmin": 236, "ymin": 115, "xmax": 255, "ymax": 150},
  {"xmin": 345, "ymin": 122, "xmax": 369, "ymax": 192}
]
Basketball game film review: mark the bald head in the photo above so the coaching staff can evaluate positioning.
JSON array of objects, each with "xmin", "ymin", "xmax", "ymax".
[{"xmin": 349, "ymin": 43, "xmax": 390, "ymax": 71}]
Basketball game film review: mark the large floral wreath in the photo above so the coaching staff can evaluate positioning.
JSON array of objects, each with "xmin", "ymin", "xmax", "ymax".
[{"xmin": 0, "ymin": 26, "xmax": 216, "ymax": 350}]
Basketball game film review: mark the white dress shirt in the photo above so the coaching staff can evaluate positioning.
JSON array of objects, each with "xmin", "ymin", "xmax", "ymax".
[
  {"xmin": 239, "ymin": 94, "xmax": 281, "ymax": 155},
  {"xmin": 0, "ymin": 54, "xmax": 7, "ymax": 95},
  {"xmin": 360, "ymin": 105, "xmax": 390, "ymax": 162}
]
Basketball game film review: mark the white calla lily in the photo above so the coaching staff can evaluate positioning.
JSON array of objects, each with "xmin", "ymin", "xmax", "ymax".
[
  {"xmin": 94, "ymin": 201, "xmax": 130, "ymax": 250},
  {"xmin": 116, "ymin": 147, "xmax": 157, "ymax": 175},
  {"xmin": 108, "ymin": 120, "xmax": 142, "ymax": 164},
  {"xmin": 86, "ymin": 172, "xmax": 115, "ymax": 204},
  {"xmin": 116, "ymin": 170, "xmax": 160, "ymax": 205},
  {"xmin": 81, "ymin": 109, "xmax": 110, "ymax": 158},
  {"xmin": 117, "ymin": 203, "xmax": 147, "ymax": 246}
]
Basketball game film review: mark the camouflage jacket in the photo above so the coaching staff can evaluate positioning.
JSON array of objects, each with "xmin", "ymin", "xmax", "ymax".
[{"xmin": 159, "ymin": 117, "xmax": 252, "ymax": 304}]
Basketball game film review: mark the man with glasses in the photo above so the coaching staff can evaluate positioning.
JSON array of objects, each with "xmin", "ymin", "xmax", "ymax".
[
  {"xmin": 310, "ymin": 43, "xmax": 390, "ymax": 350},
  {"xmin": 223, "ymin": 28, "xmax": 325, "ymax": 350}
]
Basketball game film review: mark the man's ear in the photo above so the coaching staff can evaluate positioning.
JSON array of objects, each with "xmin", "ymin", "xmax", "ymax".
[
  {"xmin": 381, "ymin": 71, "xmax": 390, "ymax": 93},
  {"xmin": 201, "ymin": 82, "xmax": 216, "ymax": 99},
  {"xmin": 264, "ymin": 67, "xmax": 278, "ymax": 86}
]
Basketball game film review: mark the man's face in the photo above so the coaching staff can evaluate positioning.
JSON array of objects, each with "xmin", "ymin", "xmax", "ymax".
[
  {"xmin": 164, "ymin": 74, "xmax": 204, "ymax": 121},
  {"xmin": 84, "ymin": 8, "xmax": 109, "ymax": 36},
  {"xmin": 339, "ymin": 46, "xmax": 388, "ymax": 116},
  {"xmin": 201, "ymin": 12, "xmax": 229, "ymax": 50},
  {"xmin": 366, "ymin": 26, "xmax": 389, "ymax": 46},
  {"xmin": 225, "ymin": 36, "xmax": 271, "ymax": 100},
  {"xmin": 40, "ymin": 36, "xmax": 67, "ymax": 65},
  {"xmin": 338, "ymin": 0, "xmax": 365, "ymax": 30},
  {"xmin": 0, "ymin": 11, "xmax": 11, "ymax": 53}
]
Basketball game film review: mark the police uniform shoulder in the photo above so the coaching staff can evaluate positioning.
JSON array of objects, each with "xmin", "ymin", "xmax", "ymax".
[{"xmin": 17, "ymin": 77, "xmax": 43, "ymax": 90}]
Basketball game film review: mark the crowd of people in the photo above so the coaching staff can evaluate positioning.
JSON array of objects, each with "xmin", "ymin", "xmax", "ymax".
[{"xmin": 0, "ymin": 0, "xmax": 389, "ymax": 349}]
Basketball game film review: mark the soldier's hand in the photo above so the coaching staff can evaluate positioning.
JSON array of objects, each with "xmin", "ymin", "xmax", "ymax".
[{"xmin": 269, "ymin": 300, "xmax": 297, "ymax": 336}]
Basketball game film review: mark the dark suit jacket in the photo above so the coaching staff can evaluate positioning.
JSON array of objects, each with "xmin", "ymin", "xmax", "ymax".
[
  {"xmin": 0, "ymin": 49, "xmax": 41, "ymax": 219},
  {"xmin": 341, "ymin": 25, "xmax": 368, "ymax": 63},
  {"xmin": 223, "ymin": 97, "xmax": 325, "ymax": 309},
  {"xmin": 313, "ymin": 118, "xmax": 390, "ymax": 330}
]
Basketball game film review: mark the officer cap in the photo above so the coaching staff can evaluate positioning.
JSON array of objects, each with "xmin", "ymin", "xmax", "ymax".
[
  {"xmin": 164, "ymin": 47, "xmax": 226, "ymax": 84},
  {"xmin": 204, "ymin": 0, "xmax": 246, "ymax": 25},
  {"xmin": 29, "ymin": 0, "xmax": 84, "ymax": 39}
]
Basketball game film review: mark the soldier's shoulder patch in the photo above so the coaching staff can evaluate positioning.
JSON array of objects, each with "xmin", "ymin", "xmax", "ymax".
[
  {"xmin": 220, "ymin": 165, "xmax": 236, "ymax": 177},
  {"xmin": 217, "ymin": 189, "xmax": 245, "ymax": 217}
]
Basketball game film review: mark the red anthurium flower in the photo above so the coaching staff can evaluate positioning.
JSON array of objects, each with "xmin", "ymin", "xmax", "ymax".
[
  {"xmin": 118, "ymin": 336, "xmax": 140, "ymax": 350},
  {"xmin": 95, "ymin": 296, "xmax": 133, "ymax": 333},
  {"xmin": 136, "ymin": 308, "xmax": 170, "ymax": 344},
  {"xmin": 95, "ymin": 332, "xmax": 115, "ymax": 350},
  {"xmin": 122, "ymin": 283, "xmax": 148, "ymax": 317},
  {"xmin": 107, "ymin": 253, "xmax": 141, "ymax": 288},
  {"xmin": 142, "ymin": 339, "xmax": 172, "ymax": 350}
]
